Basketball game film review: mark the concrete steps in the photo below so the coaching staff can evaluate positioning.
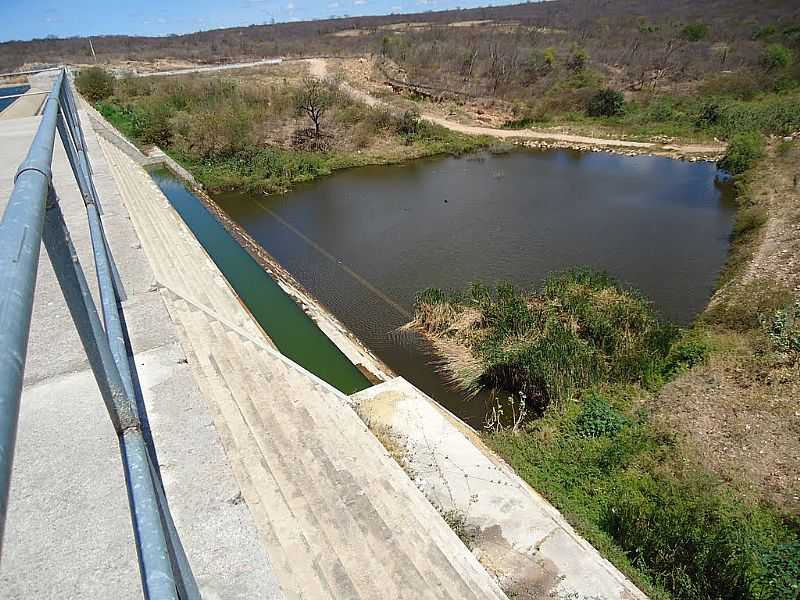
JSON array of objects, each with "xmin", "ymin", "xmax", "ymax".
[
  {"xmin": 100, "ymin": 139, "xmax": 268, "ymax": 342},
  {"xmin": 169, "ymin": 298, "xmax": 507, "ymax": 599},
  {"xmin": 99, "ymin": 138, "xmax": 507, "ymax": 599}
]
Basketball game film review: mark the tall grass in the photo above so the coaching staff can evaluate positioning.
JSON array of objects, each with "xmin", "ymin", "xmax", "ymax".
[{"xmin": 414, "ymin": 269, "xmax": 689, "ymax": 411}]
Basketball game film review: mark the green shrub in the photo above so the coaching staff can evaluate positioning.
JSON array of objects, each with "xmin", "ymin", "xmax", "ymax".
[
  {"xmin": 681, "ymin": 22, "xmax": 709, "ymax": 42},
  {"xmin": 696, "ymin": 101, "xmax": 724, "ymax": 128},
  {"xmin": 603, "ymin": 473, "xmax": 798, "ymax": 600},
  {"xmin": 718, "ymin": 132, "xmax": 764, "ymax": 175},
  {"xmin": 662, "ymin": 333, "xmax": 710, "ymax": 377},
  {"xmin": 75, "ymin": 66, "xmax": 115, "ymax": 102},
  {"xmin": 395, "ymin": 109, "xmax": 423, "ymax": 142},
  {"xmin": 752, "ymin": 541, "xmax": 800, "ymax": 599},
  {"xmin": 566, "ymin": 47, "xmax": 589, "ymax": 72},
  {"xmin": 762, "ymin": 301, "xmax": 800, "ymax": 358},
  {"xmin": 587, "ymin": 89, "xmax": 626, "ymax": 117},
  {"xmin": 575, "ymin": 392, "xmax": 629, "ymax": 438},
  {"xmin": 761, "ymin": 44, "xmax": 793, "ymax": 71},
  {"xmin": 131, "ymin": 97, "xmax": 175, "ymax": 147}
]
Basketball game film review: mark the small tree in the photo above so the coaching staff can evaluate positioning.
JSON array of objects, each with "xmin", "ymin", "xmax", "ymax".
[
  {"xmin": 294, "ymin": 78, "xmax": 334, "ymax": 137},
  {"xmin": 761, "ymin": 43, "xmax": 793, "ymax": 71},
  {"xmin": 587, "ymin": 89, "xmax": 626, "ymax": 117},
  {"xmin": 681, "ymin": 22, "xmax": 709, "ymax": 42},
  {"xmin": 566, "ymin": 47, "xmax": 588, "ymax": 73},
  {"xmin": 75, "ymin": 66, "xmax": 115, "ymax": 102}
]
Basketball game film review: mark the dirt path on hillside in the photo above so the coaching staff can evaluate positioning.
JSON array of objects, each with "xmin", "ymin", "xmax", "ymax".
[{"xmin": 304, "ymin": 57, "xmax": 725, "ymax": 156}]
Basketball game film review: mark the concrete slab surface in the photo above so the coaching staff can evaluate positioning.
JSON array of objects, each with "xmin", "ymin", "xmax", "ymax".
[
  {"xmin": 0, "ymin": 88, "xmax": 46, "ymax": 120},
  {"xmin": 352, "ymin": 377, "xmax": 647, "ymax": 600}
]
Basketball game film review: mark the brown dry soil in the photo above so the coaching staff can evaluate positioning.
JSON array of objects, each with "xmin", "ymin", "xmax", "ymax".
[
  {"xmin": 655, "ymin": 139, "xmax": 800, "ymax": 514},
  {"xmin": 324, "ymin": 56, "xmax": 724, "ymax": 157}
]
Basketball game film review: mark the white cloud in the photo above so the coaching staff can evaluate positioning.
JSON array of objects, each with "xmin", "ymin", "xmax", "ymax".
[
  {"xmin": 354, "ymin": 0, "xmax": 367, "ymax": 5},
  {"xmin": 286, "ymin": 2, "xmax": 295, "ymax": 9},
  {"xmin": 328, "ymin": 1, "xmax": 339, "ymax": 7}
]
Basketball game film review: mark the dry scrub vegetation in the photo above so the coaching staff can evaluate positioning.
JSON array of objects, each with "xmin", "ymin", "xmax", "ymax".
[{"xmin": 78, "ymin": 66, "xmax": 489, "ymax": 193}]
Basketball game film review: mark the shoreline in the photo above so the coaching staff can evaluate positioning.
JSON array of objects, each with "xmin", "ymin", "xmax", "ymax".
[
  {"xmin": 167, "ymin": 165, "xmax": 398, "ymax": 385},
  {"xmin": 185, "ymin": 176, "xmax": 398, "ymax": 385}
]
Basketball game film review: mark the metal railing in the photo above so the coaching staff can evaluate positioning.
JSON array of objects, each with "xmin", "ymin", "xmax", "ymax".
[{"xmin": 0, "ymin": 68, "xmax": 199, "ymax": 599}]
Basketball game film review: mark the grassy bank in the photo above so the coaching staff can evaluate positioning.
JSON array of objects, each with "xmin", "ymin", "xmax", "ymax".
[
  {"xmin": 412, "ymin": 271, "xmax": 799, "ymax": 599},
  {"xmin": 500, "ymin": 84, "xmax": 800, "ymax": 144},
  {"xmin": 78, "ymin": 67, "xmax": 491, "ymax": 194}
]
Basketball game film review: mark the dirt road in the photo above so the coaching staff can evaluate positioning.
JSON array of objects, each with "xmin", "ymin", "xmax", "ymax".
[{"xmin": 305, "ymin": 57, "xmax": 724, "ymax": 156}]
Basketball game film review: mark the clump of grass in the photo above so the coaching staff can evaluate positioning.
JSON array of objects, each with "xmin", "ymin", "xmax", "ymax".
[
  {"xmin": 575, "ymin": 390, "xmax": 628, "ymax": 438},
  {"xmin": 438, "ymin": 507, "xmax": 477, "ymax": 549},
  {"xmin": 413, "ymin": 269, "xmax": 680, "ymax": 411}
]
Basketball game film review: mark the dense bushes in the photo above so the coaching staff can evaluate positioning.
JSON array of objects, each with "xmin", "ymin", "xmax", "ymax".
[
  {"xmin": 75, "ymin": 67, "xmax": 115, "ymax": 102},
  {"xmin": 179, "ymin": 146, "xmax": 332, "ymax": 193},
  {"xmin": 587, "ymin": 88, "xmax": 626, "ymax": 117},
  {"xmin": 681, "ymin": 22, "xmax": 709, "ymax": 42},
  {"xmin": 414, "ymin": 269, "xmax": 684, "ymax": 410},
  {"xmin": 488, "ymin": 384, "xmax": 800, "ymax": 600},
  {"xmin": 762, "ymin": 44, "xmax": 793, "ymax": 71},
  {"xmin": 718, "ymin": 131, "xmax": 764, "ymax": 175},
  {"xmin": 603, "ymin": 472, "xmax": 799, "ymax": 599},
  {"xmin": 89, "ymin": 70, "xmax": 486, "ymax": 192}
]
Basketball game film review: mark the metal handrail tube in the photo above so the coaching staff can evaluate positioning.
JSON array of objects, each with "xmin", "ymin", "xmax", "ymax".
[
  {"xmin": 0, "ymin": 91, "xmax": 50, "ymax": 101},
  {"xmin": 41, "ymin": 186, "xmax": 177, "ymax": 599},
  {"xmin": 54, "ymin": 87, "xmax": 136, "ymax": 403},
  {"xmin": 0, "ymin": 72, "xmax": 63, "ymax": 552},
  {"xmin": 63, "ymin": 75, "xmax": 94, "ymax": 176},
  {"xmin": 55, "ymin": 107, "xmax": 197, "ymax": 599},
  {"xmin": 0, "ymin": 66, "xmax": 61, "ymax": 78},
  {"xmin": 0, "ymin": 68, "xmax": 187, "ymax": 597},
  {"xmin": 51, "ymin": 80, "xmax": 181, "ymax": 599}
]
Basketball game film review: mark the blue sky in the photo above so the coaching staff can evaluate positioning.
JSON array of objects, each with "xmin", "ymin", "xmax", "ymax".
[{"xmin": 0, "ymin": 0, "xmax": 520, "ymax": 42}]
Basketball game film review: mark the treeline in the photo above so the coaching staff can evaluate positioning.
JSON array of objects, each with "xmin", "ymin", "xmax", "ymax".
[{"xmin": 2, "ymin": 0, "xmax": 798, "ymax": 75}]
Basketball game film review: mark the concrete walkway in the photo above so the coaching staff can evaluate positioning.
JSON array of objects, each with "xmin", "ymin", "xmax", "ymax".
[
  {"xmin": 0, "ymin": 113, "xmax": 279, "ymax": 597},
  {"xmin": 99, "ymin": 137, "xmax": 508, "ymax": 599},
  {"xmin": 0, "ymin": 88, "xmax": 46, "ymax": 120}
]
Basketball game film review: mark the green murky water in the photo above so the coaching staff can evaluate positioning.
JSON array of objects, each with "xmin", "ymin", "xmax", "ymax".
[{"xmin": 149, "ymin": 167, "xmax": 370, "ymax": 395}]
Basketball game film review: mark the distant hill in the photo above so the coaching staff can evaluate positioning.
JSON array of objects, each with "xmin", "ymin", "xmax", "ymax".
[{"xmin": 1, "ymin": 0, "xmax": 798, "ymax": 73}]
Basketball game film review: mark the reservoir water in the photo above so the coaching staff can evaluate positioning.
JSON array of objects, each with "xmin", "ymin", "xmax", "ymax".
[
  {"xmin": 156, "ymin": 149, "xmax": 736, "ymax": 427},
  {"xmin": 0, "ymin": 85, "xmax": 30, "ymax": 113}
]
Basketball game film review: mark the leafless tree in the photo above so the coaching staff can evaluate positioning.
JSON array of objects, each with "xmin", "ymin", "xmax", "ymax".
[{"xmin": 294, "ymin": 78, "xmax": 334, "ymax": 137}]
